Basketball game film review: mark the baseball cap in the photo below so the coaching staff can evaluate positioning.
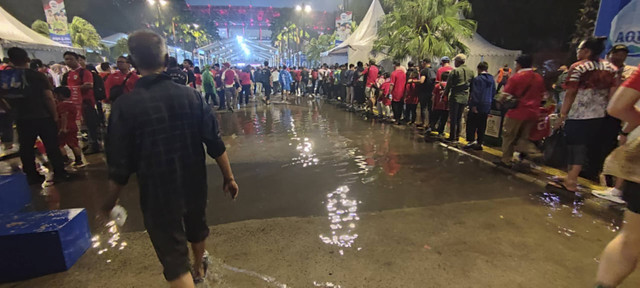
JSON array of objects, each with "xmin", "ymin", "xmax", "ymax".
[
  {"xmin": 441, "ymin": 56, "xmax": 450, "ymax": 62},
  {"xmin": 609, "ymin": 44, "xmax": 630, "ymax": 54}
]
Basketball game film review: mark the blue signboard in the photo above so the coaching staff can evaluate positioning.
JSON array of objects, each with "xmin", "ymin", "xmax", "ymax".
[{"xmin": 595, "ymin": 0, "xmax": 640, "ymax": 65}]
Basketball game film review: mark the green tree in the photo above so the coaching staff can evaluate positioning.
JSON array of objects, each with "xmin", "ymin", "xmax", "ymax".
[
  {"xmin": 69, "ymin": 17, "xmax": 103, "ymax": 49},
  {"xmin": 31, "ymin": 20, "xmax": 50, "ymax": 37},
  {"xmin": 373, "ymin": 0, "xmax": 477, "ymax": 61},
  {"xmin": 111, "ymin": 38, "xmax": 130, "ymax": 59},
  {"xmin": 570, "ymin": 0, "xmax": 601, "ymax": 45},
  {"xmin": 305, "ymin": 33, "xmax": 336, "ymax": 66}
]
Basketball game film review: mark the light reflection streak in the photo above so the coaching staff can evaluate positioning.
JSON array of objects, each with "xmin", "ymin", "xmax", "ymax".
[
  {"xmin": 319, "ymin": 186, "xmax": 360, "ymax": 252},
  {"xmin": 90, "ymin": 220, "xmax": 126, "ymax": 261}
]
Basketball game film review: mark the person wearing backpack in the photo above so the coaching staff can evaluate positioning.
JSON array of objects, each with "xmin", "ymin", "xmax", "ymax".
[
  {"xmin": 62, "ymin": 51, "xmax": 101, "ymax": 154},
  {"xmin": 104, "ymin": 56, "xmax": 140, "ymax": 104},
  {"xmin": 2, "ymin": 47, "xmax": 71, "ymax": 184}
]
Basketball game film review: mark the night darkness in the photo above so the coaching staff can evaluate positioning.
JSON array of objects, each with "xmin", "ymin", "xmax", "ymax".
[{"xmin": 2, "ymin": 0, "xmax": 584, "ymax": 54}]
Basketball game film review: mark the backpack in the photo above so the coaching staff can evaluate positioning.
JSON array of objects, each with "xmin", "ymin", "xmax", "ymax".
[
  {"xmin": 0, "ymin": 67, "xmax": 28, "ymax": 100},
  {"xmin": 109, "ymin": 73, "xmax": 133, "ymax": 103},
  {"xmin": 62, "ymin": 68, "xmax": 106, "ymax": 101}
]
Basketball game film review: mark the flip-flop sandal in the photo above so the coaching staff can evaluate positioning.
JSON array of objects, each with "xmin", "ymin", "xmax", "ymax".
[
  {"xmin": 192, "ymin": 253, "xmax": 209, "ymax": 284},
  {"xmin": 546, "ymin": 181, "xmax": 578, "ymax": 193},
  {"xmin": 547, "ymin": 175, "xmax": 565, "ymax": 183}
]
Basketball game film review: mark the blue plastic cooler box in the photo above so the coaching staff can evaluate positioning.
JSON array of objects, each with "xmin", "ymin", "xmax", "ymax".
[{"xmin": 0, "ymin": 209, "xmax": 91, "ymax": 283}]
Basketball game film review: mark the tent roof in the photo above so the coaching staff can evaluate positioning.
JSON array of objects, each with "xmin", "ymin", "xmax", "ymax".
[
  {"xmin": 0, "ymin": 5, "xmax": 80, "ymax": 53},
  {"xmin": 101, "ymin": 33, "xmax": 128, "ymax": 48},
  {"xmin": 461, "ymin": 33, "xmax": 521, "ymax": 56},
  {"xmin": 323, "ymin": 0, "xmax": 384, "ymax": 56}
]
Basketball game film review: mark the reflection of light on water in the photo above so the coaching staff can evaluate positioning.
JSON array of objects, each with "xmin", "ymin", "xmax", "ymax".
[
  {"xmin": 319, "ymin": 186, "xmax": 360, "ymax": 254},
  {"xmin": 313, "ymin": 281, "xmax": 342, "ymax": 288},
  {"xmin": 90, "ymin": 220, "xmax": 127, "ymax": 263},
  {"xmin": 293, "ymin": 137, "xmax": 319, "ymax": 167}
]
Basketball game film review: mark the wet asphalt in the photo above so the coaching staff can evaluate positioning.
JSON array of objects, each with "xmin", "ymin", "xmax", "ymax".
[{"xmin": 10, "ymin": 97, "xmax": 640, "ymax": 287}]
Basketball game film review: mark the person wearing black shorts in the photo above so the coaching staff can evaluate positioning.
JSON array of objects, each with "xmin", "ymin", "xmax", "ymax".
[{"xmin": 103, "ymin": 30, "xmax": 239, "ymax": 288}]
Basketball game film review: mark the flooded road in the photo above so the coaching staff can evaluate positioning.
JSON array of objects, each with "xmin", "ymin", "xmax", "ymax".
[{"xmin": 10, "ymin": 99, "xmax": 640, "ymax": 287}]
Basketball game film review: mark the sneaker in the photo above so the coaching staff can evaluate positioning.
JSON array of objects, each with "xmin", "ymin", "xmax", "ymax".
[
  {"xmin": 72, "ymin": 161, "xmax": 88, "ymax": 168},
  {"xmin": 473, "ymin": 144, "xmax": 483, "ymax": 151},
  {"xmin": 591, "ymin": 187, "xmax": 625, "ymax": 204},
  {"xmin": 51, "ymin": 172, "xmax": 75, "ymax": 184},
  {"xmin": 463, "ymin": 143, "xmax": 475, "ymax": 150}
]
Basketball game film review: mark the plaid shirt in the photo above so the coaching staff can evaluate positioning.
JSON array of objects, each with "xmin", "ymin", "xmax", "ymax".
[{"xmin": 107, "ymin": 73, "xmax": 226, "ymax": 212}]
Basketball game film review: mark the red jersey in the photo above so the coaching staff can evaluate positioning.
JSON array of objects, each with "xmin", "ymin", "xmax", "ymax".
[
  {"xmin": 622, "ymin": 65, "xmax": 640, "ymax": 92},
  {"xmin": 56, "ymin": 101, "xmax": 78, "ymax": 131},
  {"xmin": 294, "ymin": 70, "xmax": 302, "ymax": 81},
  {"xmin": 436, "ymin": 66, "xmax": 454, "ymax": 82},
  {"xmin": 504, "ymin": 69, "xmax": 545, "ymax": 121},
  {"xmin": 529, "ymin": 105, "xmax": 556, "ymax": 141},
  {"xmin": 66, "ymin": 68, "xmax": 94, "ymax": 105},
  {"xmin": 390, "ymin": 69, "xmax": 406, "ymax": 102},
  {"xmin": 239, "ymin": 72, "xmax": 252, "ymax": 85},
  {"xmin": 104, "ymin": 71, "xmax": 140, "ymax": 101},
  {"xmin": 379, "ymin": 81, "xmax": 392, "ymax": 106},
  {"xmin": 222, "ymin": 69, "xmax": 237, "ymax": 87},
  {"xmin": 195, "ymin": 73, "xmax": 202, "ymax": 85},
  {"xmin": 364, "ymin": 65, "xmax": 379, "ymax": 88},
  {"xmin": 312, "ymin": 71, "xmax": 318, "ymax": 80},
  {"xmin": 404, "ymin": 82, "xmax": 419, "ymax": 104},
  {"xmin": 432, "ymin": 82, "xmax": 449, "ymax": 110}
]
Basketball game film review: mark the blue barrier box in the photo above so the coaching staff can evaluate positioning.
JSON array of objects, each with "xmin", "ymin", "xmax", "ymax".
[
  {"xmin": 0, "ymin": 209, "xmax": 91, "ymax": 283},
  {"xmin": 0, "ymin": 173, "xmax": 31, "ymax": 214}
]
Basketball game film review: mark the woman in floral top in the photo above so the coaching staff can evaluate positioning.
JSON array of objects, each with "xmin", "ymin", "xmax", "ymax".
[{"xmin": 552, "ymin": 36, "xmax": 617, "ymax": 192}]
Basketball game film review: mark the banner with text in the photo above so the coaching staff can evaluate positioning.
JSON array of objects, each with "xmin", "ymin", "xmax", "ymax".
[
  {"xmin": 42, "ymin": 0, "xmax": 73, "ymax": 46},
  {"xmin": 595, "ymin": 0, "xmax": 640, "ymax": 65},
  {"xmin": 335, "ymin": 12, "xmax": 353, "ymax": 47}
]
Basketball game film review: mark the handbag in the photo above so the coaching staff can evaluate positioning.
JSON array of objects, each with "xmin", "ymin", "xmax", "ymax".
[
  {"xmin": 109, "ymin": 73, "xmax": 133, "ymax": 103},
  {"xmin": 498, "ymin": 81, "xmax": 532, "ymax": 111},
  {"xmin": 543, "ymin": 128, "xmax": 567, "ymax": 168}
]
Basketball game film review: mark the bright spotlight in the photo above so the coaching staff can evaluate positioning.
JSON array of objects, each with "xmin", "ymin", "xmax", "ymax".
[
  {"xmin": 236, "ymin": 35, "xmax": 244, "ymax": 43},
  {"xmin": 147, "ymin": 0, "xmax": 155, "ymax": 4},
  {"xmin": 304, "ymin": 4, "xmax": 312, "ymax": 13},
  {"xmin": 159, "ymin": 0, "xmax": 168, "ymax": 5},
  {"xmin": 295, "ymin": 5, "xmax": 302, "ymax": 11}
]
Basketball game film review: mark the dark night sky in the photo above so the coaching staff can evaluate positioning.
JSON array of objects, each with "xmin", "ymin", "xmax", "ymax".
[{"xmin": 2, "ymin": 0, "xmax": 584, "ymax": 54}]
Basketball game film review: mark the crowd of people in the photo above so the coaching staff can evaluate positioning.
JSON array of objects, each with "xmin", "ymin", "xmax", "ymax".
[{"xmin": 4, "ymin": 28, "xmax": 640, "ymax": 286}]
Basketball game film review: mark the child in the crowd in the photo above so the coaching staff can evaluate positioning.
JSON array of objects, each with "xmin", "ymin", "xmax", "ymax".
[
  {"xmin": 54, "ymin": 86, "xmax": 85, "ymax": 167},
  {"xmin": 377, "ymin": 72, "xmax": 392, "ymax": 120},
  {"xmin": 428, "ymin": 71, "xmax": 450, "ymax": 137},
  {"xmin": 404, "ymin": 70, "xmax": 420, "ymax": 125}
]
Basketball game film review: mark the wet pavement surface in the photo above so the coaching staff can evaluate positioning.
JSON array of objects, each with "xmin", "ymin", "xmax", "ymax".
[{"xmin": 4, "ymin": 98, "xmax": 640, "ymax": 287}]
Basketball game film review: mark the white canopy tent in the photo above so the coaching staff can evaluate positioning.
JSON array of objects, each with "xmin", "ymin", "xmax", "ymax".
[
  {"xmin": 320, "ymin": 0, "xmax": 386, "ymax": 66},
  {"xmin": 0, "ymin": 5, "xmax": 81, "ymax": 63},
  {"xmin": 461, "ymin": 33, "xmax": 521, "ymax": 74},
  {"xmin": 320, "ymin": 0, "xmax": 520, "ymax": 72}
]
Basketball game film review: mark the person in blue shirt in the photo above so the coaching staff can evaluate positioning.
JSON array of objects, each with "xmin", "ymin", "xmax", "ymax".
[
  {"xmin": 279, "ymin": 65, "xmax": 293, "ymax": 101},
  {"xmin": 464, "ymin": 61, "xmax": 495, "ymax": 151}
]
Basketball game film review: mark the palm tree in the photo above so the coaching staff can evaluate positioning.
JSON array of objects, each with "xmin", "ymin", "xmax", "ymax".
[
  {"xmin": 305, "ymin": 33, "xmax": 336, "ymax": 66},
  {"xmin": 373, "ymin": 0, "xmax": 477, "ymax": 61}
]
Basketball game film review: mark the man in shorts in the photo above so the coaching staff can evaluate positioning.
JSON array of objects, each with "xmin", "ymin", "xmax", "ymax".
[{"xmin": 103, "ymin": 30, "xmax": 239, "ymax": 288}]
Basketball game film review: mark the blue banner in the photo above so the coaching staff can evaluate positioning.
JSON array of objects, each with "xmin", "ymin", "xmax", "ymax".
[{"xmin": 595, "ymin": 0, "xmax": 640, "ymax": 65}]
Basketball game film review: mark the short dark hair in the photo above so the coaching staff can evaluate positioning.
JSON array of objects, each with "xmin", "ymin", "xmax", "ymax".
[
  {"xmin": 441, "ymin": 71, "xmax": 450, "ymax": 81},
  {"xmin": 422, "ymin": 59, "xmax": 431, "ymax": 64},
  {"xmin": 393, "ymin": 61, "xmax": 400, "ymax": 67},
  {"xmin": 349, "ymin": 64, "xmax": 354, "ymax": 68},
  {"xmin": 100, "ymin": 62, "xmax": 111, "ymax": 71},
  {"xmin": 581, "ymin": 36, "xmax": 608, "ymax": 61},
  {"xmin": 408, "ymin": 61, "xmax": 414, "ymax": 68},
  {"xmin": 8, "ymin": 47, "xmax": 29, "ymax": 66},
  {"xmin": 357, "ymin": 61, "xmax": 363, "ymax": 68},
  {"xmin": 86, "ymin": 64, "xmax": 98, "ymax": 73},
  {"xmin": 128, "ymin": 30, "xmax": 167, "ymax": 71},
  {"xmin": 183, "ymin": 59, "xmax": 193, "ymax": 67},
  {"xmin": 515, "ymin": 54, "xmax": 533, "ymax": 69},
  {"xmin": 2, "ymin": 57, "xmax": 10, "ymax": 64},
  {"xmin": 369, "ymin": 59, "xmax": 376, "ymax": 65},
  {"xmin": 53, "ymin": 86, "xmax": 71, "ymax": 99},
  {"xmin": 442, "ymin": 59, "xmax": 450, "ymax": 64},
  {"xmin": 78, "ymin": 54, "xmax": 86, "ymax": 60},
  {"xmin": 264, "ymin": 61, "xmax": 269, "ymax": 67},
  {"xmin": 29, "ymin": 59, "xmax": 44, "ymax": 70},
  {"xmin": 283, "ymin": 65, "xmax": 287, "ymax": 69},
  {"xmin": 383, "ymin": 72, "xmax": 390, "ymax": 78},
  {"xmin": 214, "ymin": 63, "xmax": 220, "ymax": 68},
  {"xmin": 194, "ymin": 66, "xmax": 201, "ymax": 74},
  {"xmin": 477, "ymin": 61, "xmax": 489, "ymax": 72},
  {"xmin": 63, "ymin": 51, "xmax": 78, "ymax": 59}
]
